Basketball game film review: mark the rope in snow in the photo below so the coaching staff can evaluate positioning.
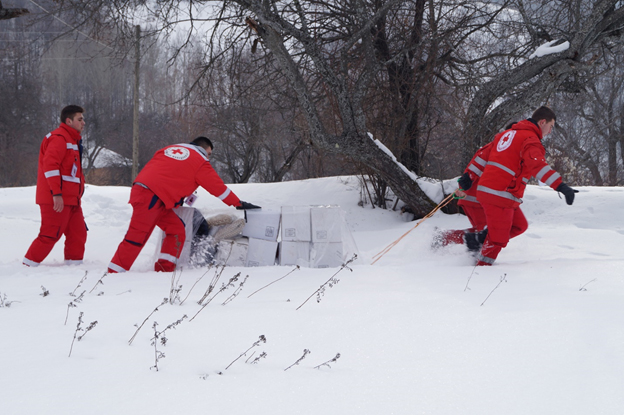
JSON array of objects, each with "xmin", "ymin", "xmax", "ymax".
[{"xmin": 371, "ymin": 193, "xmax": 454, "ymax": 265}]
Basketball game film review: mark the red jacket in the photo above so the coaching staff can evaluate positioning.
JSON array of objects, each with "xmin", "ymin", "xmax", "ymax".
[
  {"xmin": 476, "ymin": 119, "xmax": 562, "ymax": 208},
  {"xmin": 35, "ymin": 123, "xmax": 84, "ymax": 206},
  {"xmin": 458, "ymin": 141, "xmax": 493, "ymax": 207},
  {"xmin": 135, "ymin": 143, "xmax": 241, "ymax": 209}
]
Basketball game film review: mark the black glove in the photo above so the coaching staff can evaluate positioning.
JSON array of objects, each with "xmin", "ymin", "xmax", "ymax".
[
  {"xmin": 236, "ymin": 201, "xmax": 262, "ymax": 210},
  {"xmin": 458, "ymin": 172, "xmax": 473, "ymax": 191},
  {"xmin": 556, "ymin": 183, "xmax": 578, "ymax": 205}
]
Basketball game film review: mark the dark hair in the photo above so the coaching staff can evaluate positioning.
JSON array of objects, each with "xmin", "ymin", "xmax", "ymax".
[
  {"xmin": 192, "ymin": 136, "xmax": 213, "ymax": 149},
  {"xmin": 531, "ymin": 106, "xmax": 556, "ymax": 122},
  {"xmin": 60, "ymin": 105, "xmax": 84, "ymax": 124}
]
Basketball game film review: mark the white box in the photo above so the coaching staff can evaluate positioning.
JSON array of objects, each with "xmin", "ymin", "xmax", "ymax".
[
  {"xmin": 279, "ymin": 241, "xmax": 310, "ymax": 266},
  {"xmin": 310, "ymin": 242, "xmax": 344, "ymax": 268},
  {"xmin": 245, "ymin": 237, "xmax": 278, "ymax": 267},
  {"xmin": 281, "ymin": 206, "xmax": 312, "ymax": 241},
  {"xmin": 171, "ymin": 206, "xmax": 197, "ymax": 266},
  {"xmin": 310, "ymin": 206, "xmax": 342, "ymax": 243},
  {"xmin": 215, "ymin": 237, "xmax": 249, "ymax": 267},
  {"xmin": 242, "ymin": 209, "xmax": 281, "ymax": 242}
]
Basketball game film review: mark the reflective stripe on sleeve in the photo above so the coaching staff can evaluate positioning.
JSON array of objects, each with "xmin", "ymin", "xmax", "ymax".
[
  {"xmin": 44, "ymin": 170, "xmax": 61, "ymax": 178},
  {"xmin": 468, "ymin": 164, "xmax": 483, "ymax": 177},
  {"xmin": 474, "ymin": 156, "xmax": 487, "ymax": 167},
  {"xmin": 522, "ymin": 177, "xmax": 529, "ymax": 183},
  {"xmin": 477, "ymin": 185, "xmax": 523, "ymax": 203},
  {"xmin": 217, "ymin": 188, "xmax": 232, "ymax": 201},
  {"xmin": 62, "ymin": 175, "xmax": 81, "ymax": 183},
  {"xmin": 463, "ymin": 195, "xmax": 480, "ymax": 204},
  {"xmin": 487, "ymin": 161, "xmax": 516, "ymax": 176},
  {"xmin": 543, "ymin": 172, "xmax": 561, "ymax": 186},
  {"xmin": 66, "ymin": 143, "xmax": 79, "ymax": 151}
]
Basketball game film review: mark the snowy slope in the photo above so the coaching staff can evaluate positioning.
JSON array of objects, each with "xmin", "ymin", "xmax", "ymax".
[{"xmin": 1, "ymin": 177, "xmax": 623, "ymax": 415}]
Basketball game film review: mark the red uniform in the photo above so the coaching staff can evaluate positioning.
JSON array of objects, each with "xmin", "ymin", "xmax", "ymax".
[
  {"xmin": 436, "ymin": 142, "xmax": 491, "ymax": 247},
  {"xmin": 108, "ymin": 143, "xmax": 241, "ymax": 273},
  {"xmin": 476, "ymin": 119, "xmax": 563, "ymax": 265},
  {"xmin": 24, "ymin": 123, "xmax": 87, "ymax": 266}
]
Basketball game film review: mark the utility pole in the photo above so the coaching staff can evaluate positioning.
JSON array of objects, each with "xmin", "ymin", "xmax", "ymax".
[{"xmin": 132, "ymin": 25, "xmax": 140, "ymax": 182}]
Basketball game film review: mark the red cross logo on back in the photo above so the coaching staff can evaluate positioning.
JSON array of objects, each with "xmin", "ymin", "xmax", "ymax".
[{"xmin": 164, "ymin": 146, "xmax": 190, "ymax": 160}]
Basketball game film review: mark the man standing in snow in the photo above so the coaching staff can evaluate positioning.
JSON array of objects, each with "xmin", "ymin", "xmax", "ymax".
[
  {"xmin": 107, "ymin": 136, "xmax": 260, "ymax": 273},
  {"xmin": 463, "ymin": 106, "xmax": 578, "ymax": 266},
  {"xmin": 23, "ymin": 105, "xmax": 87, "ymax": 267}
]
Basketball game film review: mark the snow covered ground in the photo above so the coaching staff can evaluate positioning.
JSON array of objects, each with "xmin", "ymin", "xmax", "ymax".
[{"xmin": 1, "ymin": 176, "xmax": 623, "ymax": 415}]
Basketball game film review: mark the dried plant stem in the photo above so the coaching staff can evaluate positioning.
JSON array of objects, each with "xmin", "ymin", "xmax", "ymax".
[
  {"xmin": 128, "ymin": 298, "xmax": 168, "ymax": 345},
  {"xmin": 189, "ymin": 273, "xmax": 240, "ymax": 322},
  {"xmin": 197, "ymin": 264, "xmax": 228, "ymax": 305},
  {"xmin": 464, "ymin": 265, "xmax": 478, "ymax": 292},
  {"xmin": 314, "ymin": 353, "xmax": 341, "ymax": 369},
  {"xmin": 179, "ymin": 265, "xmax": 213, "ymax": 305},
  {"xmin": 247, "ymin": 266, "xmax": 300, "ymax": 298},
  {"xmin": 69, "ymin": 271, "xmax": 88, "ymax": 296},
  {"xmin": 284, "ymin": 349, "xmax": 310, "ymax": 371},
  {"xmin": 296, "ymin": 255, "xmax": 356, "ymax": 310},
  {"xmin": 89, "ymin": 272, "xmax": 107, "ymax": 294},
  {"xmin": 480, "ymin": 274, "xmax": 507, "ymax": 306},
  {"xmin": 579, "ymin": 278, "xmax": 597, "ymax": 291},
  {"xmin": 169, "ymin": 267, "xmax": 184, "ymax": 304},
  {"xmin": 225, "ymin": 335, "xmax": 267, "ymax": 370}
]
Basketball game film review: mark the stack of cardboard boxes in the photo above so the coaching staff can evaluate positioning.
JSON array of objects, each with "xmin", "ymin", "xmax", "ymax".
[{"xmin": 193, "ymin": 206, "xmax": 346, "ymax": 268}]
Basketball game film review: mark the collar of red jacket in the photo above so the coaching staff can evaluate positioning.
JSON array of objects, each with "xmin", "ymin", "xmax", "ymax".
[
  {"xmin": 512, "ymin": 119, "xmax": 543, "ymax": 140},
  {"xmin": 58, "ymin": 122, "xmax": 82, "ymax": 142}
]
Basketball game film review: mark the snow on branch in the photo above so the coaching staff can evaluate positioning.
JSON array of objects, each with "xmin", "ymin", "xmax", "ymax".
[
  {"xmin": 368, "ymin": 133, "xmax": 455, "ymax": 203},
  {"xmin": 529, "ymin": 39, "xmax": 570, "ymax": 59}
]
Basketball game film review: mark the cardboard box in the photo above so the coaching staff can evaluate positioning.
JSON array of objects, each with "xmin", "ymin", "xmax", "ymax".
[
  {"xmin": 310, "ymin": 242, "xmax": 344, "ymax": 268},
  {"xmin": 310, "ymin": 206, "xmax": 343, "ymax": 243},
  {"xmin": 279, "ymin": 241, "xmax": 311, "ymax": 266},
  {"xmin": 245, "ymin": 237, "xmax": 278, "ymax": 267},
  {"xmin": 171, "ymin": 206, "xmax": 197, "ymax": 266},
  {"xmin": 215, "ymin": 237, "xmax": 249, "ymax": 267},
  {"xmin": 281, "ymin": 206, "xmax": 312, "ymax": 241},
  {"xmin": 242, "ymin": 209, "xmax": 281, "ymax": 242}
]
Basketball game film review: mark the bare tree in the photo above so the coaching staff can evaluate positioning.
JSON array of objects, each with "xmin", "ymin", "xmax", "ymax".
[{"xmin": 0, "ymin": 1, "xmax": 28, "ymax": 20}]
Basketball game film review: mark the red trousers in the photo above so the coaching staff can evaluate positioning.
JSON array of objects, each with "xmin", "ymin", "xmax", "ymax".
[
  {"xmin": 24, "ymin": 204, "xmax": 87, "ymax": 266},
  {"xmin": 460, "ymin": 204, "xmax": 487, "ymax": 232},
  {"xmin": 108, "ymin": 185, "xmax": 186, "ymax": 273},
  {"xmin": 477, "ymin": 203, "xmax": 528, "ymax": 265},
  {"xmin": 438, "ymin": 204, "xmax": 487, "ymax": 246}
]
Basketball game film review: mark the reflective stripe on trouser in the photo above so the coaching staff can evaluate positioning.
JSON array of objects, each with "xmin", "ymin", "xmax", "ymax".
[
  {"xmin": 24, "ymin": 204, "xmax": 87, "ymax": 264},
  {"xmin": 109, "ymin": 185, "xmax": 186, "ymax": 272},
  {"xmin": 478, "ymin": 202, "xmax": 528, "ymax": 265}
]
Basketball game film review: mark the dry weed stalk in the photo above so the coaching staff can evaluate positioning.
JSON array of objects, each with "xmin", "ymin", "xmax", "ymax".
[
  {"xmin": 247, "ymin": 266, "xmax": 300, "ymax": 298},
  {"xmin": 149, "ymin": 315, "xmax": 188, "ymax": 371},
  {"xmin": 314, "ymin": 353, "xmax": 341, "ymax": 369},
  {"xmin": 197, "ymin": 264, "xmax": 228, "ymax": 305},
  {"xmin": 296, "ymin": 255, "xmax": 357, "ymax": 310},
  {"xmin": 225, "ymin": 335, "xmax": 267, "ymax": 370},
  {"xmin": 68, "ymin": 311, "xmax": 98, "ymax": 357},
  {"xmin": 284, "ymin": 349, "xmax": 311, "ymax": 371},
  {"xmin": 89, "ymin": 272, "xmax": 107, "ymax": 294},
  {"xmin": 128, "ymin": 298, "xmax": 169, "ymax": 345},
  {"xmin": 64, "ymin": 290, "xmax": 86, "ymax": 325},
  {"xmin": 69, "ymin": 271, "xmax": 88, "ymax": 296},
  {"xmin": 222, "ymin": 274, "xmax": 249, "ymax": 305},
  {"xmin": 480, "ymin": 273, "xmax": 507, "ymax": 306},
  {"xmin": 189, "ymin": 272, "xmax": 240, "ymax": 322}
]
